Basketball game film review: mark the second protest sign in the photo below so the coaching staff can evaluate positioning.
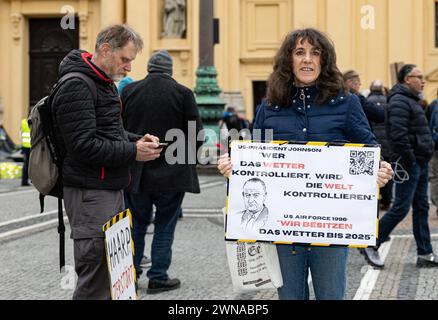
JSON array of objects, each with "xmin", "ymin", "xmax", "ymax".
[{"xmin": 103, "ymin": 209, "xmax": 137, "ymax": 300}]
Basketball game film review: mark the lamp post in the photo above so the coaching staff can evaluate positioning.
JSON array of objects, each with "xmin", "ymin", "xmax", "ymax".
[{"xmin": 194, "ymin": 0, "xmax": 225, "ymax": 163}]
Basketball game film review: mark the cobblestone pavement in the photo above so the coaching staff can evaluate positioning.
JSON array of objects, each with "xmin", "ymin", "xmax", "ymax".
[
  {"xmin": 2, "ymin": 213, "xmax": 438, "ymax": 300},
  {"xmin": 2, "ymin": 176, "xmax": 438, "ymax": 300}
]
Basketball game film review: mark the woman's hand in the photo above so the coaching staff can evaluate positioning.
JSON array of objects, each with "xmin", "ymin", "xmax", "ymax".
[
  {"xmin": 218, "ymin": 153, "xmax": 232, "ymax": 178},
  {"xmin": 377, "ymin": 161, "xmax": 394, "ymax": 188}
]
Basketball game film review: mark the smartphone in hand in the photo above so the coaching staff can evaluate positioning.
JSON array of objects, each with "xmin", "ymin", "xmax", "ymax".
[{"xmin": 156, "ymin": 142, "xmax": 169, "ymax": 149}]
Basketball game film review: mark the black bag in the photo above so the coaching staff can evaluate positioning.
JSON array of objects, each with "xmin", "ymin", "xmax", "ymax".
[{"xmin": 28, "ymin": 72, "xmax": 97, "ymax": 271}]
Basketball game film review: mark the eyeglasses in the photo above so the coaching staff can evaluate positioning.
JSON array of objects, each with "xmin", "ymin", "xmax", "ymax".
[{"xmin": 407, "ymin": 75, "xmax": 424, "ymax": 81}]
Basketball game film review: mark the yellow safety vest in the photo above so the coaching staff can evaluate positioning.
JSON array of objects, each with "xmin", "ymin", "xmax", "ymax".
[{"xmin": 21, "ymin": 118, "xmax": 31, "ymax": 148}]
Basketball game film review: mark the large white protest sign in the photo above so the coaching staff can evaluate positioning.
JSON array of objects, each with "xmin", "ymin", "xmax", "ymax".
[
  {"xmin": 225, "ymin": 141, "xmax": 380, "ymax": 247},
  {"xmin": 103, "ymin": 209, "xmax": 137, "ymax": 300}
]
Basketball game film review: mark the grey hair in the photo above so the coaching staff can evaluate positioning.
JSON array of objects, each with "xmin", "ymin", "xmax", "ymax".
[
  {"xmin": 95, "ymin": 24, "xmax": 144, "ymax": 54},
  {"xmin": 370, "ymin": 80, "xmax": 384, "ymax": 93}
]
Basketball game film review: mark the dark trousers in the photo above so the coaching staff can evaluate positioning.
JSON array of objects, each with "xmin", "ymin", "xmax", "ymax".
[
  {"xmin": 380, "ymin": 178, "xmax": 393, "ymax": 206},
  {"xmin": 21, "ymin": 147, "xmax": 30, "ymax": 185},
  {"xmin": 125, "ymin": 191, "xmax": 185, "ymax": 281},
  {"xmin": 63, "ymin": 187, "xmax": 125, "ymax": 300},
  {"xmin": 377, "ymin": 163, "xmax": 433, "ymax": 255}
]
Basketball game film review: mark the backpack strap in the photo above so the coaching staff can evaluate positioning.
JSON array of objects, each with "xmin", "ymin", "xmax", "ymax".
[
  {"xmin": 58, "ymin": 196, "xmax": 65, "ymax": 272},
  {"xmin": 47, "ymin": 72, "xmax": 97, "ymax": 272},
  {"xmin": 54, "ymin": 72, "xmax": 98, "ymax": 105}
]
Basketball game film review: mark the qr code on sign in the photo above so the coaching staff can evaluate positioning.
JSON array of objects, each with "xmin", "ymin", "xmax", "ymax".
[{"xmin": 349, "ymin": 151, "xmax": 374, "ymax": 175}]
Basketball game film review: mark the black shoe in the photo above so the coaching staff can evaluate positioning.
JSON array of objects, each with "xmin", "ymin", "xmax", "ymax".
[
  {"xmin": 147, "ymin": 278, "xmax": 181, "ymax": 294},
  {"xmin": 360, "ymin": 247, "xmax": 384, "ymax": 268},
  {"xmin": 417, "ymin": 253, "xmax": 438, "ymax": 268},
  {"xmin": 135, "ymin": 267, "xmax": 143, "ymax": 280}
]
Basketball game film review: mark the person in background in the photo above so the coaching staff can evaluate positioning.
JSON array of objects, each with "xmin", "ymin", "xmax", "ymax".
[
  {"xmin": 343, "ymin": 70, "xmax": 366, "ymax": 105},
  {"xmin": 20, "ymin": 117, "xmax": 31, "ymax": 186},
  {"xmin": 121, "ymin": 50, "xmax": 203, "ymax": 294},
  {"xmin": 428, "ymin": 88, "xmax": 438, "ymax": 217},
  {"xmin": 117, "ymin": 75, "xmax": 134, "ymax": 95},
  {"xmin": 0, "ymin": 99, "xmax": 16, "ymax": 161},
  {"xmin": 220, "ymin": 106, "xmax": 243, "ymax": 132},
  {"xmin": 366, "ymin": 80, "xmax": 393, "ymax": 211},
  {"xmin": 419, "ymin": 99, "xmax": 428, "ymax": 110},
  {"xmin": 218, "ymin": 28, "xmax": 393, "ymax": 300},
  {"xmin": 362, "ymin": 64, "xmax": 437, "ymax": 269},
  {"xmin": 344, "ymin": 70, "xmax": 384, "ymax": 128}
]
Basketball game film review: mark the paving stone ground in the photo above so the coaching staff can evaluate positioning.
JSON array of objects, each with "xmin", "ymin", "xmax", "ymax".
[{"xmin": 2, "ymin": 177, "xmax": 438, "ymax": 300}]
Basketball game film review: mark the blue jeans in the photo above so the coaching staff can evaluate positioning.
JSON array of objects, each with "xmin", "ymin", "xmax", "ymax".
[
  {"xmin": 125, "ymin": 191, "xmax": 185, "ymax": 281},
  {"xmin": 378, "ymin": 163, "xmax": 432, "ymax": 255},
  {"xmin": 276, "ymin": 245, "xmax": 348, "ymax": 300}
]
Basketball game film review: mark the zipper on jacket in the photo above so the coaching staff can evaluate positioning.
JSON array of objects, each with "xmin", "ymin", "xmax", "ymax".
[
  {"xmin": 299, "ymin": 89, "xmax": 307, "ymax": 111},
  {"xmin": 299, "ymin": 89, "xmax": 308, "ymax": 139},
  {"xmin": 299, "ymin": 89, "xmax": 306, "ymax": 102},
  {"xmin": 100, "ymin": 166, "xmax": 105, "ymax": 180}
]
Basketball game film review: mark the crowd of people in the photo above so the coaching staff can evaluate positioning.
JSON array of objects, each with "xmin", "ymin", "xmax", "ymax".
[
  {"xmin": 8, "ymin": 22, "xmax": 438, "ymax": 300},
  {"xmin": 340, "ymin": 66, "xmax": 438, "ymax": 269}
]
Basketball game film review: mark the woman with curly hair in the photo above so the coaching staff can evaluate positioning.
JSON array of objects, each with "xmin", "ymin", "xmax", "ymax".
[{"xmin": 218, "ymin": 28, "xmax": 393, "ymax": 300}]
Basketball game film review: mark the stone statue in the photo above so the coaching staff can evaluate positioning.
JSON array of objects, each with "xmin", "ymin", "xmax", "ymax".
[{"xmin": 162, "ymin": 0, "xmax": 186, "ymax": 38}]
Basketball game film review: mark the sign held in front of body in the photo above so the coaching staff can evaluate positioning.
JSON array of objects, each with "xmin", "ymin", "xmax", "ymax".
[
  {"xmin": 103, "ymin": 209, "xmax": 137, "ymax": 300},
  {"xmin": 225, "ymin": 141, "xmax": 380, "ymax": 247}
]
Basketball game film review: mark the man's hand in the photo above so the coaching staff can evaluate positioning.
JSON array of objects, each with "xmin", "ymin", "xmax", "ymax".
[
  {"xmin": 140, "ymin": 133, "xmax": 160, "ymax": 144},
  {"xmin": 135, "ymin": 134, "xmax": 162, "ymax": 161},
  {"xmin": 377, "ymin": 161, "xmax": 394, "ymax": 188}
]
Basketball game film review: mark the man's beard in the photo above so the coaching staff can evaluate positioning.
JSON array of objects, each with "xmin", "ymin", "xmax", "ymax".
[
  {"xmin": 102, "ymin": 60, "xmax": 125, "ymax": 81},
  {"xmin": 111, "ymin": 73, "xmax": 125, "ymax": 82}
]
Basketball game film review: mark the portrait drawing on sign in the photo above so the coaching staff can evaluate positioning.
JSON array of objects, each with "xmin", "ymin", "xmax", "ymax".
[{"xmin": 238, "ymin": 178, "xmax": 269, "ymax": 231}]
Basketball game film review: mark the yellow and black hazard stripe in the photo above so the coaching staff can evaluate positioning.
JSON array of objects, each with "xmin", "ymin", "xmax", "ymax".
[
  {"xmin": 102, "ymin": 209, "xmax": 133, "ymax": 232},
  {"xmin": 271, "ymin": 140, "xmax": 378, "ymax": 148},
  {"xmin": 224, "ymin": 140, "xmax": 381, "ymax": 249},
  {"xmin": 102, "ymin": 208, "xmax": 137, "ymax": 300}
]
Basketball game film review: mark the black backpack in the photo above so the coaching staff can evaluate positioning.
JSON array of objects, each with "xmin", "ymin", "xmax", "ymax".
[{"xmin": 28, "ymin": 72, "xmax": 97, "ymax": 271}]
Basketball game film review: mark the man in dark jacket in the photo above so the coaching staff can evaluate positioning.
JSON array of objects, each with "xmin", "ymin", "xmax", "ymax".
[
  {"xmin": 362, "ymin": 64, "xmax": 438, "ymax": 268},
  {"xmin": 427, "ymin": 88, "xmax": 438, "ymax": 217},
  {"xmin": 367, "ymin": 80, "xmax": 393, "ymax": 210},
  {"xmin": 121, "ymin": 50, "xmax": 203, "ymax": 294},
  {"xmin": 343, "ymin": 70, "xmax": 385, "ymax": 128},
  {"xmin": 52, "ymin": 25, "xmax": 162, "ymax": 299}
]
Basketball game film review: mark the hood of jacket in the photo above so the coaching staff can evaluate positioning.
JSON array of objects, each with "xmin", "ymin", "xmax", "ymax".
[
  {"xmin": 388, "ymin": 83, "xmax": 420, "ymax": 102},
  {"xmin": 58, "ymin": 49, "xmax": 113, "ymax": 85}
]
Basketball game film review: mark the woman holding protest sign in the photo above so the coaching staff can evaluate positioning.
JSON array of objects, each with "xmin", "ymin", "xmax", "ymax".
[{"xmin": 218, "ymin": 28, "xmax": 393, "ymax": 300}]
